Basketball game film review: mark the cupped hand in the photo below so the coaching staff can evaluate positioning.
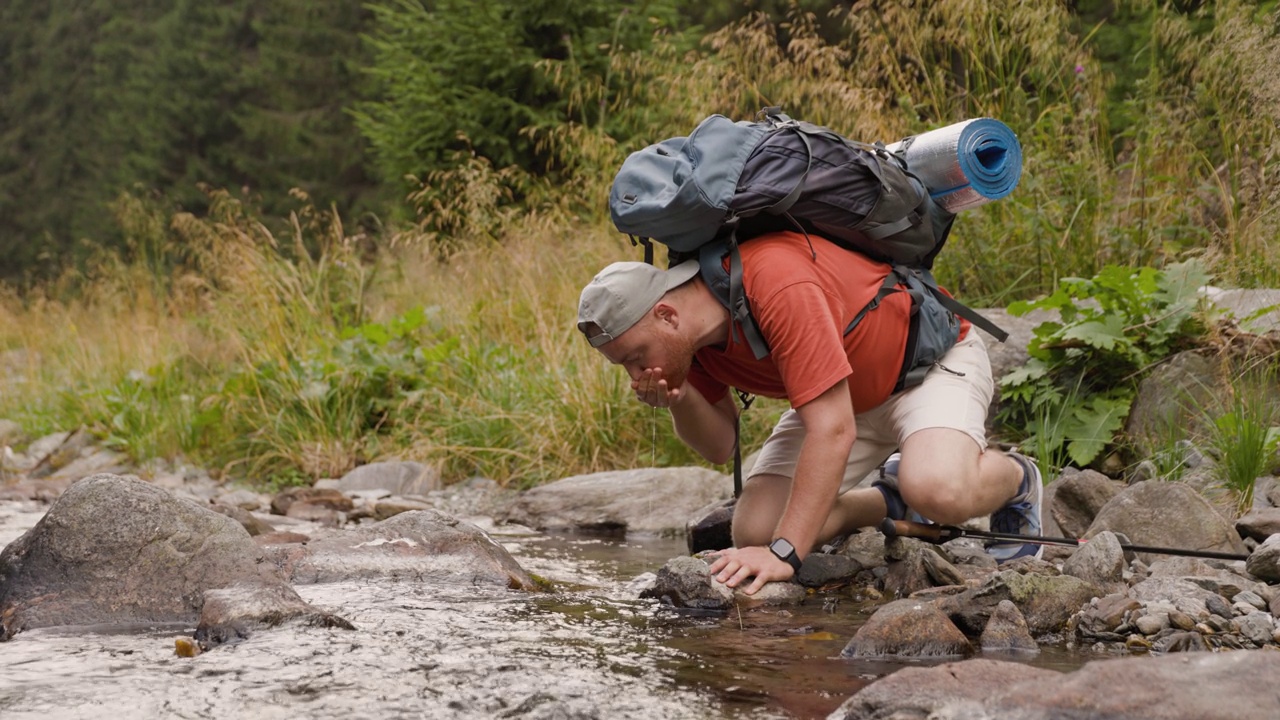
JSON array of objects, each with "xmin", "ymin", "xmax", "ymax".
[
  {"xmin": 632, "ymin": 367, "xmax": 682, "ymax": 408},
  {"xmin": 706, "ymin": 545, "xmax": 794, "ymax": 595}
]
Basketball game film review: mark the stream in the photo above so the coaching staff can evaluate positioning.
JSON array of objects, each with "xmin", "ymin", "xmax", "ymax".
[{"xmin": 0, "ymin": 501, "xmax": 1087, "ymax": 719}]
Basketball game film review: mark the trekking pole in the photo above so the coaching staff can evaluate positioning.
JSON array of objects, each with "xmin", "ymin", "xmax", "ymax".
[{"xmin": 879, "ymin": 518, "xmax": 1251, "ymax": 562}]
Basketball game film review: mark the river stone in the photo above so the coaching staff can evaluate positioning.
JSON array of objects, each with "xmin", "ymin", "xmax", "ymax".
[
  {"xmin": 27, "ymin": 427, "xmax": 94, "ymax": 479},
  {"xmin": 215, "ymin": 488, "xmax": 265, "ymax": 511},
  {"xmin": 270, "ymin": 486, "xmax": 353, "ymax": 515},
  {"xmin": 834, "ymin": 644, "xmax": 1280, "ymax": 719},
  {"xmin": 209, "ymin": 503, "xmax": 276, "ymax": 536},
  {"xmin": 639, "ymin": 555, "xmax": 733, "ymax": 611},
  {"xmin": 1236, "ymin": 611, "xmax": 1275, "ymax": 645},
  {"xmin": 1235, "ymin": 509, "xmax": 1280, "ymax": 541},
  {"xmin": 883, "ymin": 538, "xmax": 948, "ymax": 598},
  {"xmin": 501, "ymin": 467, "xmax": 731, "ymax": 536},
  {"xmin": 335, "ymin": 460, "xmax": 441, "ymax": 496},
  {"xmin": 1245, "ymin": 533, "xmax": 1280, "ymax": 582},
  {"xmin": 1061, "ymin": 530, "xmax": 1125, "ymax": 590},
  {"xmin": 939, "ymin": 570, "xmax": 1103, "ymax": 636},
  {"xmin": 1085, "ymin": 480, "xmax": 1247, "ymax": 562},
  {"xmin": 842, "ymin": 598, "xmax": 971, "ymax": 658},
  {"xmin": 1072, "ymin": 593, "xmax": 1141, "ymax": 639},
  {"xmin": 266, "ymin": 509, "xmax": 536, "ymax": 589},
  {"xmin": 194, "ymin": 583, "xmax": 354, "ymax": 649},
  {"xmin": 1050, "ymin": 467, "xmax": 1122, "ymax": 538},
  {"xmin": 827, "ymin": 658, "xmax": 1058, "ymax": 720},
  {"xmin": 796, "ymin": 552, "xmax": 863, "ymax": 588},
  {"xmin": 1124, "ymin": 351, "xmax": 1220, "ymax": 457},
  {"xmin": 980, "ymin": 599, "xmax": 1038, "ymax": 653},
  {"xmin": 0, "ymin": 474, "xmax": 314, "ymax": 640},
  {"xmin": 686, "ymin": 497, "xmax": 734, "ymax": 553},
  {"xmin": 373, "ymin": 497, "xmax": 433, "ymax": 520}
]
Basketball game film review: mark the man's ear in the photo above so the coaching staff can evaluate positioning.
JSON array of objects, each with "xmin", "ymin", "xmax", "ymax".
[{"xmin": 653, "ymin": 301, "xmax": 678, "ymax": 328}]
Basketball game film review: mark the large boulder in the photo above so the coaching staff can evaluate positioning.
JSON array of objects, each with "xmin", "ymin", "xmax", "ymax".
[
  {"xmin": 843, "ymin": 598, "xmax": 971, "ymax": 658},
  {"xmin": 264, "ymin": 509, "xmax": 537, "ymax": 589},
  {"xmin": 829, "ymin": 650, "xmax": 1280, "ymax": 720},
  {"xmin": 500, "ymin": 467, "xmax": 732, "ymax": 536},
  {"xmin": 1050, "ymin": 467, "xmax": 1122, "ymax": 538},
  {"xmin": 1124, "ymin": 351, "xmax": 1221, "ymax": 457},
  {"xmin": 0, "ymin": 474, "xmax": 341, "ymax": 641},
  {"xmin": 1085, "ymin": 481, "xmax": 1247, "ymax": 562}
]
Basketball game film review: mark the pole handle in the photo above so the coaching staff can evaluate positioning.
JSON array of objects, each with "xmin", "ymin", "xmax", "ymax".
[{"xmin": 880, "ymin": 517, "xmax": 949, "ymax": 543}]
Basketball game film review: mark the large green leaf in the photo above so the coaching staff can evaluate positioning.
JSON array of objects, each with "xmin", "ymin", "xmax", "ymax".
[{"xmin": 1063, "ymin": 395, "xmax": 1131, "ymax": 466}]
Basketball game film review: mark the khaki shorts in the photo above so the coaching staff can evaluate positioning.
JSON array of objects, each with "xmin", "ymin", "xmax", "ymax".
[{"xmin": 747, "ymin": 331, "xmax": 994, "ymax": 493}]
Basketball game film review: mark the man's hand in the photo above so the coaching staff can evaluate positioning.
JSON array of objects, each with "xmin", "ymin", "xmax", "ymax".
[
  {"xmin": 633, "ymin": 367, "xmax": 683, "ymax": 408},
  {"xmin": 706, "ymin": 545, "xmax": 794, "ymax": 595}
]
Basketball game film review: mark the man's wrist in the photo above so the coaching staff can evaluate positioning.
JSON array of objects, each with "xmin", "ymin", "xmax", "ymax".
[{"xmin": 767, "ymin": 537, "xmax": 803, "ymax": 573}]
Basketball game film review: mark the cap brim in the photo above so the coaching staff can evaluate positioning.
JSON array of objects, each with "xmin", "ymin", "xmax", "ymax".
[{"xmin": 665, "ymin": 259, "xmax": 701, "ymax": 290}]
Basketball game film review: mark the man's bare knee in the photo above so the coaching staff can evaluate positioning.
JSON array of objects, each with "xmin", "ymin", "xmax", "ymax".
[{"xmin": 899, "ymin": 472, "xmax": 977, "ymax": 526}]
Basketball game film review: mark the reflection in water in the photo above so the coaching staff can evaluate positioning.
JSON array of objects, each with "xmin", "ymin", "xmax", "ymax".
[{"xmin": 0, "ymin": 528, "xmax": 1089, "ymax": 720}]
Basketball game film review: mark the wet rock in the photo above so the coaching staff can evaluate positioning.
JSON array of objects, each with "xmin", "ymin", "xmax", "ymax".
[
  {"xmin": 1237, "ymin": 612, "xmax": 1275, "ymax": 645},
  {"xmin": 0, "ymin": 474, "xmax": 311, "ymax": 641},
  {"xmin": 1235, "ymin": 509, "xmax": 1280, "ymax": 541},
  {"xmin": 1235, "ymin": 589, "xmax": 1267, "ymax": 611},
  {"xmin": 1153, "ymin": 630, "xmax": 1207, "ymax": 653},
  {"xmin": 834, "ymin": 645, "xmax": 1280, "ymax": 719},
  {"xmin": 1062, "ymin": 530, "xmax": 1125, "ymax": 590},
  {"xmin": 1204, "ymin": 593, "xmax": 1233, "ymax": 619},
  {"xmin": 1245, "ymin": 534, "xmax": 1280, "ymax": 582},
  {"xmin": 735, "ymin": 580, "xmax": 806, "ymax": 607},
  {"xmin": 827, "ymin": 657, "xmax": 1057, "ymax": 720},
  {"xmin": 796, "ymin": 553, "xmax": 862, "ymax": 588},
  {"xmin": 980, "ymin": 599, "xmax": 1038, "ymax": 653},
  {"xmin": 333, "ymin": 460, "xmax": 441, "ymax": 496},
  {"xmin": 1073, "ymin": 593, "xmax": 1141, "ymax": 639},
  {"xmin": 842, "ymin": 598, "xmax": 971, "ymax": 658},
  {"xmin": 1050, "ymin": 468, "xmax": 1122, "ymax": 538},
  {"xmin": 194, "ymin": 583, "xmax": 354, "ymax": 650},
  {"xmin": 270, "ymin": 487, "xmax": 353, "ymax": 516},
  {"xmin": 883, "ymin": 538, "xmax": 949, "ymax": 598},
  {"xmin": 941, "ymin": 570, "xmax": 1103, "ymax": 637},
  {"xmin": 686, "ymin": 497, "xmax": 734, "ymax": 553},
  {"xmin": 639, "ymin": 556, "xmax": 733, "ymax": 611},
  {"xmin": 209, "ymin": 503, "xmax": 276, "ymax": 536},
  {"xmin": 501, "ymin": 467, "xmax": 731, "ymax": 536},
  {"xmin": 836, "ymin": 531, "xmax": 888, "ymax": 571},
  {"xmin": 1086, "ymin": 481, "xmax": 1247, "ymax": 563},
  {"xmin": 267, "ymin": 510, "xmax": 536, "ymax": 590}
]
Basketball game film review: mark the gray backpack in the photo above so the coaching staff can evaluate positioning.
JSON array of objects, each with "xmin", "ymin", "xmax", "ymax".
[
  {"xmin": 609, "ymin": 109, "xmax": 1009, "ymax": 497},
  {"xmin": 609, "ymin": 108, "xmax": 1007, "ymax": 379}
]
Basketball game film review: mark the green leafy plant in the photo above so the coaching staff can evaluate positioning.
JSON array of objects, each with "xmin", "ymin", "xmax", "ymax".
[{"xmin": 999, "ymin": 260, "xmax": 1215, "ymax": 468}]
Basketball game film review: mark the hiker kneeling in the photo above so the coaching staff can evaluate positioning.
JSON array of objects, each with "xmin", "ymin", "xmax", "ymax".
[{"xmin": 576, "ymin": 231, "xmax": 1043, "ymax": 595}]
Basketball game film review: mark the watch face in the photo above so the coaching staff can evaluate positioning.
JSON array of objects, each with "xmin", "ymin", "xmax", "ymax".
[{"xmin": 770, "ymin": 538, "xmax": 795, "ymax": 557}]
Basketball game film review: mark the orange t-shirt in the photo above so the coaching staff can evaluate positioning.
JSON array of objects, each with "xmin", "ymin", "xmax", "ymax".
[{"xmin": 685, "ymin": 231, "xmax": 967, "ymax": 413}]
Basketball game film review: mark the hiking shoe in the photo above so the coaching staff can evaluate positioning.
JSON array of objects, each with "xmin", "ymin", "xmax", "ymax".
[
  {"xmin": 987, "ymin": 452, "xmax": 1044, "ymax": 563},
  {"xmin": 872, "ymin": 453, "xmax": 931, "ymax": 524}
]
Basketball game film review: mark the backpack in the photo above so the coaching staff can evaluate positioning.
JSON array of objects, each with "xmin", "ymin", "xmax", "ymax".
[{"xmin": 608, "ymin": 108, "xmax": 1012, "ymax": 494}]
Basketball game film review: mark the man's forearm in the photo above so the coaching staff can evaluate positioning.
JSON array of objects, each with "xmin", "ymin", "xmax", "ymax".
[
  {"xmin": 669, "ymin": 386, "xmax": 737, "ymax": 464},
  {"xmin": 772, "ymin": 430, "xmax": 852, "ymax": 559}
]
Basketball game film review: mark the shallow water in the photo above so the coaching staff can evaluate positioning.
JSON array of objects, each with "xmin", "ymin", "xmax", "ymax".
[{"xmin": 0, "ymin": 510, "xmax": 1089, "ymax": 720}]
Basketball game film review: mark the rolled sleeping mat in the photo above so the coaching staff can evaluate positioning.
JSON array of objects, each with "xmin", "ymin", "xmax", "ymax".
[{"xmin": 885, "ymin": 118, "xmax": 1022, "ymax": 214}]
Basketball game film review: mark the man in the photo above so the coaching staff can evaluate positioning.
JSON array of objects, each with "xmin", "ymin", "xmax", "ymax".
[{"xmin": 576, "ymin": 230, "xmax": 1042, "ymax": 595}]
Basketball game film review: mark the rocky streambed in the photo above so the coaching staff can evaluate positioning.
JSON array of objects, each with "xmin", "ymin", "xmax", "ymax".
[{"xmin": 4, "ymin": 420, "xmax": 1280, "ymax": 719}]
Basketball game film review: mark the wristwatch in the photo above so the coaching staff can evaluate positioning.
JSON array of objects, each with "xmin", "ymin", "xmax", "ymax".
[{"xmin": 768, "ymin": 537, "xmax": 803, "ymax": 573}]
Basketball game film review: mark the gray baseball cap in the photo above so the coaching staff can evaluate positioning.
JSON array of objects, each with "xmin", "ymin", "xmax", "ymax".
[{"xmin": 577, "ymin": 260, "xmax": 701, "ymax": 347}]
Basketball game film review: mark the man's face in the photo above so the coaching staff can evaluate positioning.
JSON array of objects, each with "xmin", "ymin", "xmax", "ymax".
[{"xmin": 598, "ymin": 314, "xmax": 696, "ymax": 388}]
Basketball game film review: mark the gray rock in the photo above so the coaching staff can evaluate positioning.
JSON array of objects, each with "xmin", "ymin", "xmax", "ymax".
[
  {"xmin": 270, "ymin": 486, "xmax": 353, "ymax": 515},
  {"xmin": 639, "ymin": 555, "xmax": 733, "ymax": 611},
  {"xmin": 1050, "ymin": 468, "xmax": 1122, "ymax": 538},
  {"xmin": 1246, "ymin": 533, "xmax": 1280, "ymax": 582},
  {"xmin": 836, "ymin": 530, "xmax": 889, "ymax": 570},
  {"xmin": 842, "ymin": 598, "xmax": 971, "ymax": 658},
  {"xmin": 1236, "ymin": 611, "xmax": 1274, "ymax": 645},
  {"xmin": 336, "ymin": 461, "xmax": 441, "ymax": 496},
  {"xmin": 215, "ymin": 488, "xmax": 265, "ymax": 511},
  {"xmin": 980, "ymin": 599, "xmax": 1038, "ymax": 653},
  {"xmin": 1073, "ymin": 593, "xmax": 1141, "ymax": 639},
  {"xmin": 195, "ymin": 584, "xmax": 354, "ymax": 649},
  {"xmin": 884, "ymin": 538, "xmax": 952, "ymax": 598},
  {"xmin": 796, "ymin": 553, "xmax": 863, "ymax": 588},
  {"xmin": 1086, "ymin": 481, "xmax": 1247, "ymax": 563},
  {"xmin": 686, "ymin": 497, "xmax": 734, "ymax": 553},
  {"xmin": 373, "ymin": 497, "xmax": 433, "ymax": 520},
  {"xmin": 1124, "ymin": 351, "xmax": 1221, "ymax": 457},
  {"xmin": 941, "ymin": 570, "xmax": 1104, "ymax": 637},
  {"xmin": 1236, "ymin": 510, "xmax": 1280, "ymax": 541},
  {"xmin": 1062, "ymin": 530, "xmax": 1125, "ymax": 589},
  {"xmin": 1135, "ymin": 612, "xmax": 1169, "ymax": 635},
  {"xmin": 0, "ymin": 474, "xmax": 323, "ymax": 641},
  {"xmin": 501, "ymin": 467, "xmax": 731, "ymax": 536},
  {"xmin": 833, "ymin": 647, "xmax": 1280, "ymax": 719},
  {"xmin": 267, "ymin": 510, "xmax": 536, "ymax": 589},
  {"xmin": 209, "ymin": 503, "xmax": 276, "ymax": 536}
]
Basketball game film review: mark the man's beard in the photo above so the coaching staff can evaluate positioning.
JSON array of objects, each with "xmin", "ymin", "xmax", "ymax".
[{"xmin": 662, "ymin": 331, "xmax": 697, "ymax": 389}]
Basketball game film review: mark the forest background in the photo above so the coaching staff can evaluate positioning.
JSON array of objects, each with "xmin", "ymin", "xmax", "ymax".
[{"xmin": 1, "ymin": 0, "xmax": 1278, "ymax": 490}]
